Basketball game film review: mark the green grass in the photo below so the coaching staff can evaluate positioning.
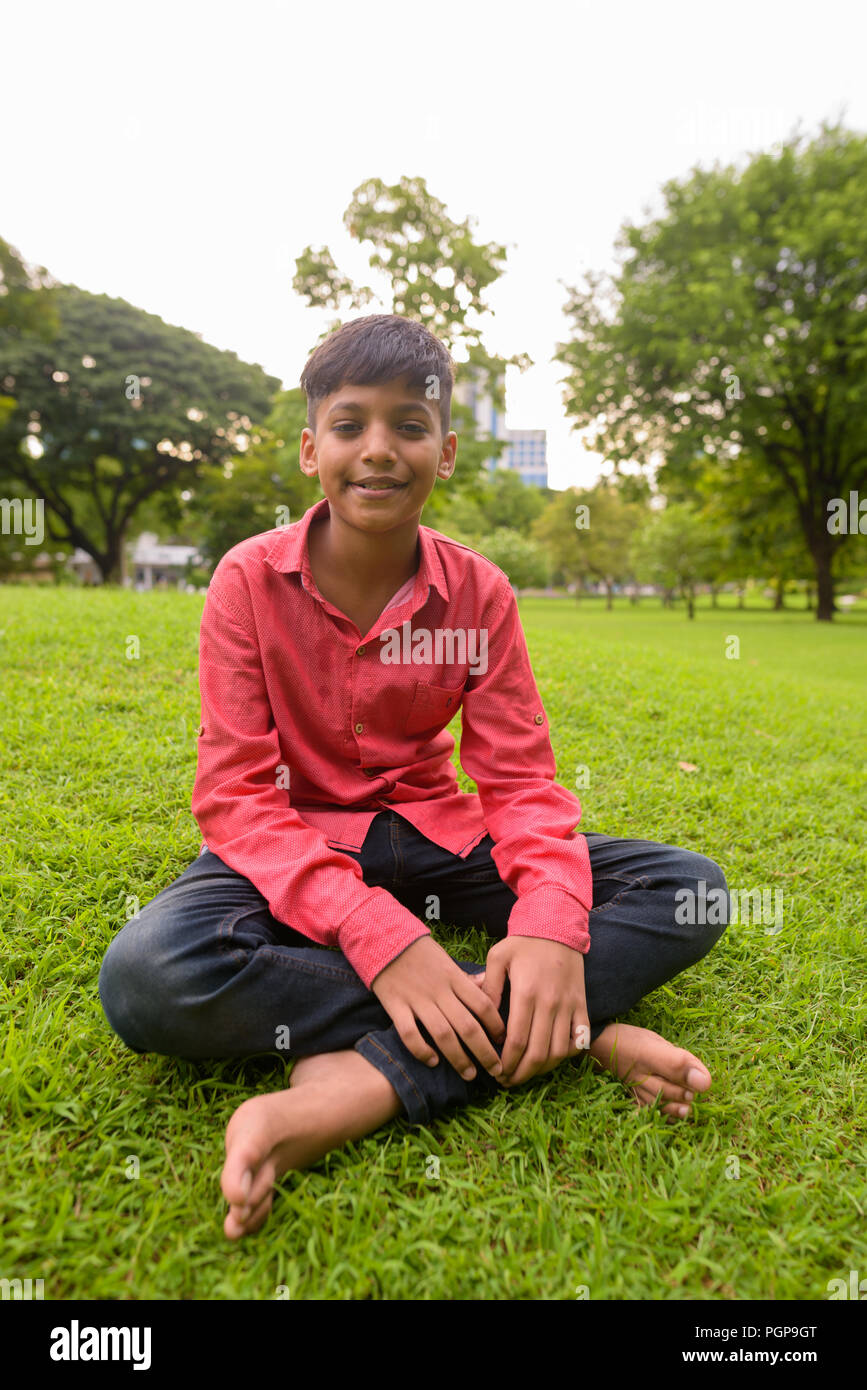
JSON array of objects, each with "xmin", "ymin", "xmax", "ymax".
[{"xmin": 0, "ymin": 588, "xmax": 864, "ymax": 1300}]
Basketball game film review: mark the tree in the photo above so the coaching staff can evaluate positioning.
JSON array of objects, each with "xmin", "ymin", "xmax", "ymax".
[
  {"xmin": 0, "ymin": 285, "xmax": 280, "ymax": 582},
  {"xmin": 630, "ymin": 502, "xmax": 726, "ymax": 618},
  {"xmin": 531, "ymin": 483, "xmax": 645, "ymax": 607},
  {"xmin": 554, "ymin": 120, "xmax": 867, "ymax": 621},
  {"xmin": 182, "ymin": 388, "xmax": 321, "ymax": 571},
  {"xmin": 293, "ymin": 176, "xmax": 532, "ymax": 498},
  {"xmin": 474, "ymin": 528, "xmax": 549, "ymax": 589}
]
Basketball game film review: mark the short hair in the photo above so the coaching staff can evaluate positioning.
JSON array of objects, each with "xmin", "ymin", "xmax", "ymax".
[{"xmin": 300, "ymin": 314, "xmax": 456, "ymax": 438}]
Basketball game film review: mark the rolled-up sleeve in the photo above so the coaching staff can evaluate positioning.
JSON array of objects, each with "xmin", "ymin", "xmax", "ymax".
[
  {"xmin": 191, "ymin": 575, "xmax": 430, "ymax": 988},
  {"xmin": 458, "ymin": 577, "xmax": 593, "ymax": 953}
]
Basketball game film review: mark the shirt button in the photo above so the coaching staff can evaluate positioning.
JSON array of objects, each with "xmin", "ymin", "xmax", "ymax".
[
  {"xmin": 355, "ymin": 723, "xmax": 364, "ymax": 734},
  {"xmin": 534, "ymin": 713, "xmax": 544, "ymax": 724},
  {"xmin": 356, "ymin": 645, "xmax": 366, "ymax": 655}
]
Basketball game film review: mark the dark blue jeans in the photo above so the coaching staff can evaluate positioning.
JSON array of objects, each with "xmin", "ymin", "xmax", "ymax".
[{"xmin": 98, "ymin": 812, "xmax": 728, "ymax": 1125}]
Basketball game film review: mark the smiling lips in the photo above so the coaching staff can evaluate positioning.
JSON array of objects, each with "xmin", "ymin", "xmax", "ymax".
[{"xmin": 350, "ymin": 477, "xmax": 407, "ymax": 495}]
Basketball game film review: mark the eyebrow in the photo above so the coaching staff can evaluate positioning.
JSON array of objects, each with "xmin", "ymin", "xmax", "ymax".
[{"xmin": 326, "ymin": 399, "xmax": 434, "ymax": 419}]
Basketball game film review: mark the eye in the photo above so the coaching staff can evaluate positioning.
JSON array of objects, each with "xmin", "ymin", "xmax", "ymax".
[{"xmin": 332, "ymin": 421, "xmax": 426, "ymax": 434}]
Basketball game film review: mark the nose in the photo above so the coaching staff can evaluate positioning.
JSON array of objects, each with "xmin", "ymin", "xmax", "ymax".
[{"xmin": 360, "ymin": 421, "xmax": 398, "ymax": 463}]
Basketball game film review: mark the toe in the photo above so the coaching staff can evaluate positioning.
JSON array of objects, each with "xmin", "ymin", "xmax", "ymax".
[
  {"xmin": 630, "ymin": 1073, "xmax": 690, "ymax": 1107},
  {"xmin": 221, "ymin": 1149, "xmax": 257, "ymax": 1207},
  {"xmin": 680, "ymin": 1052, "xmax": 711, "ymax": 1092},
  {"xmin": 243, "ymin": 1191, "xmax": 274, "ymax": 1234},
  {"xmin": 661, "ymin": 1100, "xmax": 693, "ymax": 1121}
]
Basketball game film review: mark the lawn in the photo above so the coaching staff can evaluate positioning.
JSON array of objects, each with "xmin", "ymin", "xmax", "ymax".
[{"xmin": 1, "ymin": 586, "xmax": 864, "ymax": 1300}]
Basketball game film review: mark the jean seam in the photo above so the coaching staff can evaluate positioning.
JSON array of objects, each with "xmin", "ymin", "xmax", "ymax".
[
  {"xmin": 216, "ymin": 905, "xmax": 264, "ymax": 968},
  {"xmin": 390, "ymin": 816, "xmax": 406, "ymax": 884}
]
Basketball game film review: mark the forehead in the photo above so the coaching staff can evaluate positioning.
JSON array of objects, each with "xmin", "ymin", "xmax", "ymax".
[{"xmin": 321, "ymin": 375, "xmax": 433, "ymax": 415}]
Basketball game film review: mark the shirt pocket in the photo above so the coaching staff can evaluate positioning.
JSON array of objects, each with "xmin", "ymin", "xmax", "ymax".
[{"xmin": 403, "ymin": 680, "xmax": 463, "ymax": 736}]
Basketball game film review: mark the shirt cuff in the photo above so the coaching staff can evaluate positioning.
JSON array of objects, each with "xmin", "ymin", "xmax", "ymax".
[
  {"xmin": 506, "ymin": 885, "xmax": 591, "ymax": 954},
  {"xmin": 337, "ymin": 888, "xmax": 433, "ymax": 989}
]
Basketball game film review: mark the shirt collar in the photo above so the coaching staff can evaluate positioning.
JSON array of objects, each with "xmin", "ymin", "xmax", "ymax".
[{"xmin": 263, "ymin": 496, "xmax": 450, "ymax": 604}]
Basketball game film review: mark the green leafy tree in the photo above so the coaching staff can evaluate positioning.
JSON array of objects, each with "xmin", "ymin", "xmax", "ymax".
[
  {"xmin": 293, "ymin": 175, "xmax": 532, "ymax": 499},
  {"xmin": 183, "ymin": 389, "xmax": 321, "ymax": 571},
  {"xmin": 532, "ymin": 483, "xmax": 645, "ymax": 607},
  {"xmin": 474, "ymin": 528, "xmax": 549, "ymax": 589},
  {"xmin": 0, "ymin": 284, "xmax": 279, "ymax": 582},
  {"xmin": 630, "ymin": 502, "xmax": 726, "ymax": 618},
  {"xmin": 555, "ymin": 120, "xmax": 867, "ymax": 621}
]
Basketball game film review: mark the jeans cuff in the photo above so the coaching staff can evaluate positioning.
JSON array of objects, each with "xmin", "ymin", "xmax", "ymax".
[{"xmin": 354, "ymin": 1033, "xmax": 433, "ymax": 1125}]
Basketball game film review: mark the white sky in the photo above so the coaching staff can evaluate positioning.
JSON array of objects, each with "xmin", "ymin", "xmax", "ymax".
[{"xmin": 3, "ymin": 0, "xmax": 865, "ymax": 488}]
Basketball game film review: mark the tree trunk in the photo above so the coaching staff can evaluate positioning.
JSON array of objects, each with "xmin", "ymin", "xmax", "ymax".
[
  {"xmin": 805, "ymin": 584, "xmax": 814, "ymax": 611},
  {"xmin": 96, "ymin": 530, "xmax": 126, "ymax": 585},
  {"xmin": 737, "ymin": 587, "xmax": 745, "ymax": 610},
  {"xmin": 605, "ymin": 582, "xmax": 614, "ymax": 611},
  {"xmin": 710, "ymin": 586, "xmax": 718, "ymax": 608},
  {"xmin": 686, "ymin": 586, "xmax": 695, "ymax": 620},
  {"xmin": 773, "ymin": 575, "xmax": 785, "ymax": 611},
  {"xmin": 811, "ymin": 529, "xmax": 836, "ymax": 622}
]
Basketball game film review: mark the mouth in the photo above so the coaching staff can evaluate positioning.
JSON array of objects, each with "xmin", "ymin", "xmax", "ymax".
[{"xmin": 348, "ymin": 479, "xmax": 408, "ymax": 497}]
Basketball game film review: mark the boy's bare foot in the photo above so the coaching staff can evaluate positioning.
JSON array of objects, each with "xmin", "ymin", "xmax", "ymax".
[
  {"xmin": 587, "ymin": 1022, "xmax": 711, "ymax": 1121},
  {"xmin": 220, "ymin": 1050, "xmax": 402, "ymax": 1240}
]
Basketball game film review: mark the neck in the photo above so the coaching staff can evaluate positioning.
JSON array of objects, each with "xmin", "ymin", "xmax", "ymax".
[{"xmin": 312, "ymin": 506, "xmax": 420, "ymax": 589}]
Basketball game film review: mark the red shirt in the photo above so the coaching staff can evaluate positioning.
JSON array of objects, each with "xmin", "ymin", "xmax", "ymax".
[{"xmin": 191, "ymin": 497, "xmax": 593, "ymax": 989}]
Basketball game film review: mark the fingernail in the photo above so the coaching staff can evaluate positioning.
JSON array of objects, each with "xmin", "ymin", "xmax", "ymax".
[
  {"xmin": 491, "ymin": 1063, "xmax": 503, "ymax": 1076},
  {"xmin": 238, "ymin": 1204, "xmax": 251, "ymax": 1222},
  {"xmin": 240, "ymin": 1169, "xmax": 252, "ymax": 1199},
  {"xmin": 687, "ymin": 1068, "xmax": 708, "ymax": 1089},
  {"xmin": 462, "ymin": 1068, "xmax": 476, "ymax": 1081},
  {"xmin": 678, "ymin": 1105, "xmax": 689, "ymax": 1118},
  {"xmin": 683, "ymin": 1090, "xmax": 694, "ymax": 1102}
]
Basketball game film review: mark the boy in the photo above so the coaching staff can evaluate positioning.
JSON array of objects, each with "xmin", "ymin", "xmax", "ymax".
[{"xmin": 98, "ymin": 314, "xmax": 729, "ymax": 1241}]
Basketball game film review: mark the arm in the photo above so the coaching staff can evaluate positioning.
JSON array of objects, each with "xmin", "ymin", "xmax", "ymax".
[
  {"xmin": 459, "ymin": 576, "xmax": 593, "ymax": 950},
  {"xmin": 458, "ymin": 577, "xmax": 594, "ymax": 1082}
]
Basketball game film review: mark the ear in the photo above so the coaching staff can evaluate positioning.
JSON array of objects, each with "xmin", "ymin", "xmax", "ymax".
[{"xmin": 299, "ymin": 427, "xmax": 319, "ymax": 476}]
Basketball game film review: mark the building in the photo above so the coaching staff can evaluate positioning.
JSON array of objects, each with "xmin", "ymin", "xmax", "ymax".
[
  {"xmin": 452, "ymin": 365, "xmax": 548, "ymax": 486},
  {"xmin": 66, "ymin": 532, "xmax": 204, "ymax": 589},
  {"xmin": 500, "ymin": 429, "xmax": 548, "ymax": 488}
]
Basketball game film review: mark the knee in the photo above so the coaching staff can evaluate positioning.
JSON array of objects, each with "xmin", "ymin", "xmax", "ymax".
[
  {"xmin": 98, "ymin": 924, "xmax": 162, "ymax": 1053},
  {"xmin": 671, "ymin": 850, "xmax": 731, "ymax": 949}
]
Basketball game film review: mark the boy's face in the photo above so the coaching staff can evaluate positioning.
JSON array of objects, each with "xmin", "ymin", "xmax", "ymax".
[{"xmin": 299, "ymin": 374, "xmax": 457, "ymax": 533}]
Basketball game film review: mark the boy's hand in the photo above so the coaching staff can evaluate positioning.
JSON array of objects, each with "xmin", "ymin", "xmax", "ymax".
[
  {"xmin": 480, "ymin": 937, "xmax": 590, "ymax": 1087},
  {"xmin": 371, "ymin": 937, "xmax": 507, "ymax": 1083}
]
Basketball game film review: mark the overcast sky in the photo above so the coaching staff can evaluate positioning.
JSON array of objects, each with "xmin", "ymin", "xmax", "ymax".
[{"xmin": 3, "ymin": 0, "xmax": 865, "ymax": 489}]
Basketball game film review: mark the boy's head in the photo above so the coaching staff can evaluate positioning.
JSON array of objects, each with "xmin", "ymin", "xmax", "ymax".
[
  {"xmin": 298, "ymin": 315, "xmax": 459, "ymax": 530},
  {"xmin": 300, "ymin": 313, "xmax": 456, "ymax": 439}
]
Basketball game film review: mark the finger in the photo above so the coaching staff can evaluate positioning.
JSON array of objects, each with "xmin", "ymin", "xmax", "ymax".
[
  {"xmin": 499, "ymin": 993, "xmax": 534, "ymax": 1078},
  {"xmin": 481, "ymin": 954, "xmax": 507, "ymax": 1012},
  {"xmin": 458, "ymin": 976, "xmax": 506, "ymax": 1042},
  {"xmin": 394, "ymin": 1009, "xmax": 441, "ymax": 1068},
  {"xmin": 420, "ymin": 1007, "xmax": 477, "ymax": 1080},
  {"xmin": 503, "ymin": 1009, "xmax": 553, "ymax": 1087},
  {"xmin": 446, "ymin": 997, "xmax": 505, "ymax": 1077},
  {"xmin": 570, "ymin": 1015, "xmax": 592, "ymax": 1056},
  {"xmin": 546, "ymin": 1012, "xmax": 574, "ymax": 1069}
]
